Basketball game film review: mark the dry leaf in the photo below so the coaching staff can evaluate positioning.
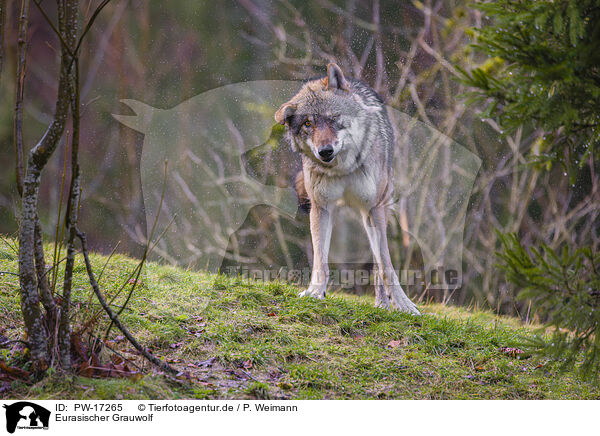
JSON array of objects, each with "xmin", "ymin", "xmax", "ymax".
[
  {"xmin": 386, "ymin": 339, "xmax": 405, "ymax": 349},
  {"xmin": 77, "ymin": 361, "xmax": 94, "ymax": 378}
]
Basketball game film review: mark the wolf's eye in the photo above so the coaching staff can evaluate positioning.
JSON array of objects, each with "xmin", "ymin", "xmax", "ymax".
[{"xmin": 304, "ymin": 120, "xmax": 311, "ymax": 128}]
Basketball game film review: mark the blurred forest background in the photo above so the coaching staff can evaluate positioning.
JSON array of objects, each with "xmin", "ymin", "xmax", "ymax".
[{"xmin": 1, "ymin": 0, "xmax": 597, "ymax": 319}]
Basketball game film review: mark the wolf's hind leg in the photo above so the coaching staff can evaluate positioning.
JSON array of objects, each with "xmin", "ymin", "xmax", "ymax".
[
  {"xmin": 374, "ymin": 283, "xmax": 391, "ymax": 309},
  {"xmin": 361, "ymin": 207, "xmax": 420, "ymax": 315},
  {"xmin": 373, "ymin": 265, "xmax": 391, "ymax": 308}
]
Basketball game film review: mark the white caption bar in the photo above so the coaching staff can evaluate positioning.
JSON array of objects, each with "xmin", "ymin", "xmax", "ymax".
[{"xmin": 0, "ymin": 400, "xmax": 595, "ymax": 435}]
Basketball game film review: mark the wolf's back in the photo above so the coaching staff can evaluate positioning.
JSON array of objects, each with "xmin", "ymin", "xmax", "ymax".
[{"xmin": 347, "ymin": 78, "xmax": 395, "ymax": 170}]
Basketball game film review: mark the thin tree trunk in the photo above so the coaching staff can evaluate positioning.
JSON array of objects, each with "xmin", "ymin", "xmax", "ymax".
[
  {"xmin": 17, "ymin": 0, "xmax": 58, "ymax": 363},
  {"xmin": 14, "ymin": 0, "xmax": 29, "ymax": 197},
  {"xmin": 18, "ymin": 0, "xmax": 75, "ymax": 372},
  {"xmin": 0, "ymin": 0, "xmax": 6, "ymax": 77},
  {"xmin": 34, "ymin": 216, "xmax": 58, "ymax": 327},
  {"xmin": 58, "ymin": 0, "xmax": 80, "ymax": 372},
  {"xmin": 59, "ymin": 167, "xmax": 79, "ymax": 370},
  {"xmin": 19, "ymin": 165, "xmax": 48, "ymax": 371}
]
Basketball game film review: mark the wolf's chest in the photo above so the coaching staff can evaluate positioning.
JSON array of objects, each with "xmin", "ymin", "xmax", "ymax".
[{"xmin": 307, "ymin": 169, "xmax": 378, "ymax": 210}]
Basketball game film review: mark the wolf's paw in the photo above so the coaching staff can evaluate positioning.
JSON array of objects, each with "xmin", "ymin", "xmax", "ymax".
[
  {"xmin": 397, "ymin": 302, "xmax": 421, "ymax": 316},
  {"xmin": 388, "ymin": 290, "xmax": 420, "ymax": 315},
  {"xmin": 299, "ymin": 285, "xmax": 326, "ymax": 299},
  {"xmin": 391, "ymin": 298, "xmax": 421, "ymax": 316}
]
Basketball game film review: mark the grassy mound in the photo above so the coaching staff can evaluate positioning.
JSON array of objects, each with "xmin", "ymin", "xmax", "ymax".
[{"xmin": 0, "ymin": 237, "xmax": 598, "ymax": 399}]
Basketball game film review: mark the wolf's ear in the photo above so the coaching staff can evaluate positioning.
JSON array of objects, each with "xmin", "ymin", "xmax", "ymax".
[
  {"xmin": 325, "ymin": 63, "xmax": 350, "ymax": 91},
  {"xmin": 275, "ymin": 102, "xmax": 297, "ymax": 125}
]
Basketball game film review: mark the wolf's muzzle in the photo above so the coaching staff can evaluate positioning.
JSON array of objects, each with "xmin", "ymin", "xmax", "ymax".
[{"xmin": 318, "ymin": 144, "xmax": 334, "ymax": 162}]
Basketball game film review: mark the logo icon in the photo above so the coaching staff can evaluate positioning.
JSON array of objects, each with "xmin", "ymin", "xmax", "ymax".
[{"xmin": 3, "ymin": 402, "xmax": 50, "ymax": 433}]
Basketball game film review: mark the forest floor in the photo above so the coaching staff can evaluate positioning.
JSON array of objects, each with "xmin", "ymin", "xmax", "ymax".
[{"xmin": 1, "ymin": 236, "xmax": 598, "ymax": 399}]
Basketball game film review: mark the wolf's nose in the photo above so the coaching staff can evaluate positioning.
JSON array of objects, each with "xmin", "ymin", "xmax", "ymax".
[{"xmin": 319, "ymin": 145, "xmax": 334, "ymax": 159}]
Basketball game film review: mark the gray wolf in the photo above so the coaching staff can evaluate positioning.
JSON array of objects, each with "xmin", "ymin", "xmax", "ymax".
[{"xmin": 275, "ymin": 63, "xmax": 420, "ymax": 315}]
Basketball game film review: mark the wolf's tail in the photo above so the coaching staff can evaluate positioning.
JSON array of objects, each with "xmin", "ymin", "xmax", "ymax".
[{"xmin": 295, "ymin": 170, "xmax": 311, "ymax": 213}]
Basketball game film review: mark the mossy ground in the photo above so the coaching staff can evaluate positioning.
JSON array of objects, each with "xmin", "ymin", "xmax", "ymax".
[{"xmin": 0, "ymin": 236, "xmax": 598, "ymax": 399}]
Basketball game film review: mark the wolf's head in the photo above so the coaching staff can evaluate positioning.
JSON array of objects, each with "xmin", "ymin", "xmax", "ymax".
[{"xmin": 275, "ymin": 63, "xmax": 383, "ymax": 169}]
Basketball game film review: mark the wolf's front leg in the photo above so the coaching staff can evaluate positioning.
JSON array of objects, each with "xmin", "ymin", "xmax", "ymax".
[{"xmin": 300, "ymin": 204, "xmax": 334, "ymax": 299}]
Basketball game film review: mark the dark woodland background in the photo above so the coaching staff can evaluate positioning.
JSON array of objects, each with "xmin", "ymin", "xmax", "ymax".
[{"xmin": 1, "ymin": 0, "xmax": 596, "ymax": 318}]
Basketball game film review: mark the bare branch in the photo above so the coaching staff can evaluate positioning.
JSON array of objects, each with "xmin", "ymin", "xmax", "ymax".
[
  {"xmin": 372, "ymin": 0, "xmax": 386, "ymax": 93},
  {"xmin": 317, "ymin": 0, "xmax": 378, "ymax": 31},
  {"xmin": 51, "ymin": 134, "xmax": 70, "ymax": 294},
  {"xmin": 32, "ymin": 0, "xmax": 74, "ymax": 59},
  {"xmin": 76, "ymin": 231, "xmax": 179, "ymax": 375},
  {"xmin": 75, "ymin": 0, "xmax": 111, "ymax": 53}
]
